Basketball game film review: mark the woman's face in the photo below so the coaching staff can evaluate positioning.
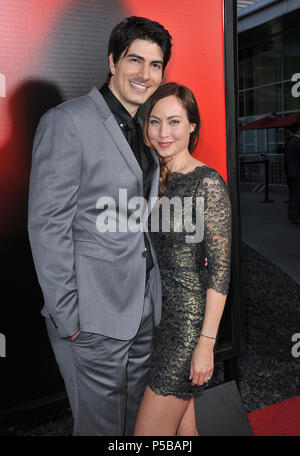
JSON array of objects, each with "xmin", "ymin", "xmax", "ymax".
[{"xmin": 147, "ymin": 95, "xmax": 195, "ymax": 159}]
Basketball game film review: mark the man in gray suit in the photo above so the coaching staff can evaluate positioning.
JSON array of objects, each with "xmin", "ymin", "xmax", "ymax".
[{"xmin": 28, "ymin": 16, "xmax": 172, "ymax": 436}]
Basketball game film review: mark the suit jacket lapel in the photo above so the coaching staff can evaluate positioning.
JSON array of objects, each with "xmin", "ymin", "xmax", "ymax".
[
  {"xmin": 104, "ymin": 115, "xmax": 143, "ymax": 183},
  {"xmin": 147, "ymin": 149, "xmax": 159, "ymax": 216},
  {"xmin": 88, "ymin": 87, "xmax": 143, "ymax": 184}
]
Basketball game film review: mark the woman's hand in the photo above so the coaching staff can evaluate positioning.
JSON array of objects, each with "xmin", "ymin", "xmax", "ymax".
[{"xmin": 189, "ymin": 337, "xmax": 215, "ymax": 386}]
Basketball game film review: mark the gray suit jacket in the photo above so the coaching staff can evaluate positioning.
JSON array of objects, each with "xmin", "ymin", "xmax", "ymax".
[{"xmin": 28, "ymin": 87, "xmax": 162, "ymax": 339}]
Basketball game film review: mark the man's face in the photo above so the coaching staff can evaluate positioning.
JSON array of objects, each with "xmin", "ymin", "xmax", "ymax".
[{"xmin": 108, "ymin": 39, "xmax": 164, "ymax": 116}]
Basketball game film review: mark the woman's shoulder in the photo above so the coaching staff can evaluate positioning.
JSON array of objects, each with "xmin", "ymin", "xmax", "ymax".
[
  {"xmin": 171, "ymin": 163, "xmax": 228, "ymax": 190},
  {"xmin": 193, "ymin": 165, "xmax": 230, "ymax": 201},
  {"xmin": 194, "ymin": 164, "xmax": 227, "ymax": 183}
]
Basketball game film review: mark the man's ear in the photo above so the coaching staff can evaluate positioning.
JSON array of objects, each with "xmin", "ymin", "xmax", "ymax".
[{"xmin": 108, "ymin": 53, "xmax": 116, "ymax": 76}]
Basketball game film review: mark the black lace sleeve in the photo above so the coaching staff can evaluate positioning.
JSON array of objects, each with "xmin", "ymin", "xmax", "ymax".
[{"xmin": 201, "ymin": 172, "xmax": 232, "ymax": 295}]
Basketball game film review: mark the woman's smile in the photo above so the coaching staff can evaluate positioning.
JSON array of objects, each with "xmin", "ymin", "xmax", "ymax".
[{"xmin": 158, "ymin": 141, "xmax": 173, "ymax": 148}]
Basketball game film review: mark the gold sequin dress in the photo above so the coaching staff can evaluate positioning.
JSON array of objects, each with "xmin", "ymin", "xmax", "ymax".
[{"xmin": 147, "ymin": 166, "xmax": 232, "ymax": 399}]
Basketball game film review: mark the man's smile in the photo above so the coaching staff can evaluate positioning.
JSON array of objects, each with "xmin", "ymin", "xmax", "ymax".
[{"xmin": 129, "ymin": 81, "xmax": 149, "ymax": 92}]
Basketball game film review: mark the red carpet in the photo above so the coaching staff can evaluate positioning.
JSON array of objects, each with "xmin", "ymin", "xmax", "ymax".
[{"xmin": 247, "ymin": 396, "xmax": 300, "ymax": 436}]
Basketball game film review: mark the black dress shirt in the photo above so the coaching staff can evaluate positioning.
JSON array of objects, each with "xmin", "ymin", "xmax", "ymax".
[{"xmin": 100, "ymin": 83, "xmax": 154, "ymax": 273}]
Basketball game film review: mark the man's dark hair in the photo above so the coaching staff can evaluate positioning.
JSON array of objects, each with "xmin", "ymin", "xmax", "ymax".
[{"xmin": 107, "ymin": 16, "xmax": 172, "ymax": 80}]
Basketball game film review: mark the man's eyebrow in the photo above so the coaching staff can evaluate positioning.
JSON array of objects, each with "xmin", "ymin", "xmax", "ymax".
[{"xmin": 126, "ymin": 53, "xmax": 163, "ymax": 65}]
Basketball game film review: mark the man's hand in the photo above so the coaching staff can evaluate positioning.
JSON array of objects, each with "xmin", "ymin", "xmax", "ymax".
[{"xmin": 70, "ymin": 330, "xmax": 81, "ymax": 341}]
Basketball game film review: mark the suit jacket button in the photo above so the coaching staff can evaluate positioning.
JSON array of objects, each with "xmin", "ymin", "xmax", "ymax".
[{"xmin": 142, "ymin": 249, "xmax": 147, "ymax": 258}]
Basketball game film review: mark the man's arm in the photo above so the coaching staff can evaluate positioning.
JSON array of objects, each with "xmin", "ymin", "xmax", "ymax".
[{"xmin": 28, "ymin": 107, "xmax": 82, "ymax": 338}]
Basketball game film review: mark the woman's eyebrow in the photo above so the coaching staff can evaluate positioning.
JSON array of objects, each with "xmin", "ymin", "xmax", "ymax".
[{"xmin": 149, "ymin": 115, "xmax": 182, "ymax": 119}]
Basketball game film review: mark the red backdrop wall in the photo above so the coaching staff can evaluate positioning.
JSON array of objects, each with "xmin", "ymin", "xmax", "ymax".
[
  {"xmin": 123, "ymin": 0, "xmax": 227, "ymax": 175},
  {"xmin": 0, "ymin": 0, "xmax": 226, "ymax": 238},
  {"xmin": 0, "ymin": 0, "xmax": 228, "ymax": 410}
]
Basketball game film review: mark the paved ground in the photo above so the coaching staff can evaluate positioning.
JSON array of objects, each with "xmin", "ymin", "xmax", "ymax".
[{"xmin": 240, "ymin": 184, "xmax": 300, "ymax": 285}]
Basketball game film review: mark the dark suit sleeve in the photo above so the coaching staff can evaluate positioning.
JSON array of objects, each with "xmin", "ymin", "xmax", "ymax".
[{"xmin": 28, "ymin": 107, "xmax": 82, "ymax": 338}]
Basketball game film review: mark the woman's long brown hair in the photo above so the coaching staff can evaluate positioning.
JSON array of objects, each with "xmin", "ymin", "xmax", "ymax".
[{"xmin": 144, "ymin": 82, "xmax": 201, "ymax": 196}]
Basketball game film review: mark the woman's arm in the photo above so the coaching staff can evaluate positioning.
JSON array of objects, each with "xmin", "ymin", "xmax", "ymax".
[
  {"xmin": 190, "ymin": 172, "xmax": 232, "ymax": 386},
  {"xmin": 190, "ymin": 289, "xmax": 227, "ymax": 385}
]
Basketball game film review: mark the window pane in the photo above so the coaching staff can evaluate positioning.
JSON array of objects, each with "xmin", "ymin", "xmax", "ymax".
[
  {"xmin": 239, "ymin": 62, "xmax": 244, "ymax": 91},
  {"xmin": 244, "ymin": 58, "xmax": 254, "ymax": 89},
  {"xmin": 257, "ymin": 129, "xmax": 266, "ymax": 153},
  {"xmin": 254, "ymin": 39, "xmax": 282, "ymax": 86},
  {"xmin": 278, "ymin": 128, "xmax": 284, "ymax": 143},
  {"xmin": 239, "ymin": 91, "xmax": 244, "ymax": 117},
  {"xmin": 283, "ymin": 28, "xmax": 300, "ymax": 81},
  {"xmin": 246, "ymin": 144, "xmax": 255, "ymax": 153},
  {"xmin": 246, "ymin": 129, "xmax": 255, "ymax": 144},
  {"xmin": 253, "ymin": 84, "xmax": 282, "ymax": 115},
  {"xmin": 268, "ymin": 128, "xmax": 276, "ymax": 143},
  {"xmin": 267, "ymin": 143, "xmax": 278, "ymax": 152},
  {"xmin": 284, "ymin": 80, "xmax": 300, "ymax": 111},
  {"xmin": 245, "ymin": 90, "xmax": 254, "ymax": 116},
  {"xmin": 239, "ymin": 131, "xmax": 245, "ymax": 155}
]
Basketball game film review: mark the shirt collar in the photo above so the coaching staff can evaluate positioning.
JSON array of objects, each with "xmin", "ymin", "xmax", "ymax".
[{"xmin": 99, "ymin": 83, "xmax": 139, "ymax": 130}]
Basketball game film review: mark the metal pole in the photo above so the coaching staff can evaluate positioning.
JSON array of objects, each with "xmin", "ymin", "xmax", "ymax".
[{"xmin": 260, "ymin": 158, "xmax": 274, "ymax": 203}]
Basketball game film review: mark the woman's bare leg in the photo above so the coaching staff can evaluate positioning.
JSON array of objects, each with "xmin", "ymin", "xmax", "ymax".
[
  {"xmin": 176, "ymin": 398, "xmax": 198, "ymax": 436},
  {"xmin": 134, "ymin": 386, "xmax": 190, "ymax": 436}
]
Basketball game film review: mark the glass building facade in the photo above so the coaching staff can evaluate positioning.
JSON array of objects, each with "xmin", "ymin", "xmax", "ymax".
[{"xmin": 238, "ymin": 7, "xmax": 300, "ymax": 155}]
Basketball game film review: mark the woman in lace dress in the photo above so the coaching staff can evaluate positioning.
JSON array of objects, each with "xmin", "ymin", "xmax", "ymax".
[{"xmin": 134, "ymin": 83, "xmax": 232, "ymax": 436}]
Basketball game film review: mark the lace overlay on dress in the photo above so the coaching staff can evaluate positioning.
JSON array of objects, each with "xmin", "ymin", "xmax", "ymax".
[{"xmin": 147, "ymin": 166, "xmax": 232, "ymax": 400}]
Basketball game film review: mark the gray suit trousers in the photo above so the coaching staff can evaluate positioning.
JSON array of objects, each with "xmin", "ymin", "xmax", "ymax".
[{"xmin": 46, "ymin": 278, "xmax": 154, "ymax": 436}]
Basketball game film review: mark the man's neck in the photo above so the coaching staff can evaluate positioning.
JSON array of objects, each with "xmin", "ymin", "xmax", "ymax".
[{"xmin": 108, "ymin": 82, "xmax": 139, "ymax": 118}]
